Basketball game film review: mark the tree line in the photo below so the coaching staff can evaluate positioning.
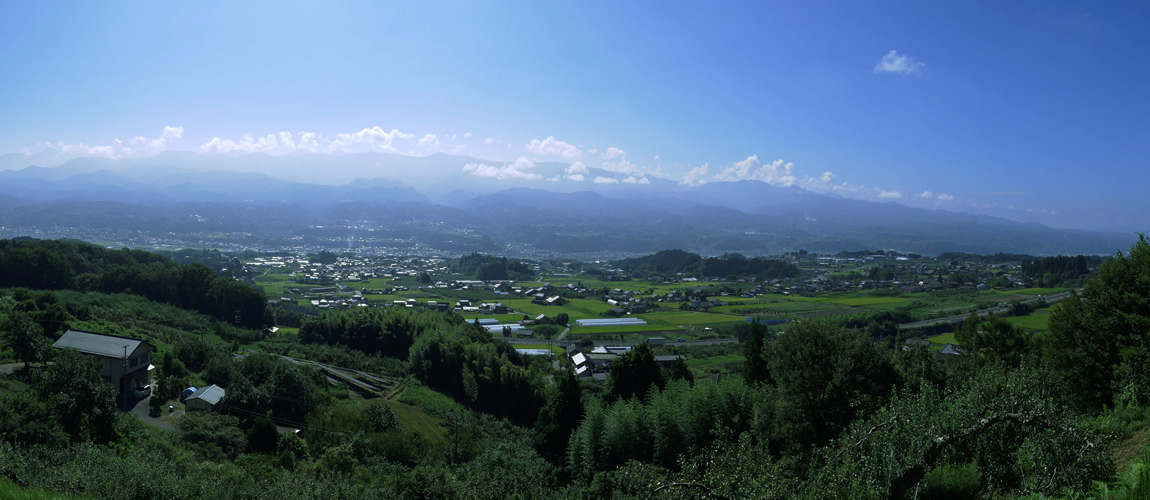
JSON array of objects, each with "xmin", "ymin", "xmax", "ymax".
[
  {"xmin": 617, "ymin": 249, "xmax": 799, "ymax": 280},
  {"xmin": 1021, "ymin": 254, "xmax": 1099, "ymax": 286},
  {"xmin": 453, "ymin": 253, "xmax": 535, "ymax": 281},
  {"xmin": 0, "ymin": 238, "xmax": 270, "ymax": 328}
]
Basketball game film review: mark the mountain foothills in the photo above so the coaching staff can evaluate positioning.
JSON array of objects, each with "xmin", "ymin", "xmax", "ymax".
[
  {"xmin": 3, "ymin": 236, "xmax": 1150, "ymax": 497},
  {"xmin": 0, "ymin": 151, "xmax": 1134, "ymax": 256}
]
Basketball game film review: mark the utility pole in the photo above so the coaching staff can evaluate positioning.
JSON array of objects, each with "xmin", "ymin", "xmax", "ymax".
[
  {"xmin": 200, "ymin": 315, "xmax": 206, "ymax": 343},
  {"xmin": 122, "ymin": 344, "xmax": 129, "ymax": 395},
  {"xmin": 448, "ymin": 412, "xmax": 462, "ymax": 463}
]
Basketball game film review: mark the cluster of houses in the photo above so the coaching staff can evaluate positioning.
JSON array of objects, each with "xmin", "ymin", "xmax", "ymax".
[
  {"xmin": 566, "ymin": 343, "xmax": 684, "ymax": 379},
  {"xmin": 903, "ymin": 338, "xmax": 968, "ymax": 361},
  {"xmin": 602, "ymin": 288, "xmax": 649, "ymax": 315},
  {"xmin": 455, "ymin": 299, "xmax": 509, "ymax": 315}
]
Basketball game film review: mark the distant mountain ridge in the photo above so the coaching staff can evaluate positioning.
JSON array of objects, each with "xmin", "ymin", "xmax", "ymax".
[{"xmin": 0, "ymin": 151, "xmax": 1136, "ymax": 256}]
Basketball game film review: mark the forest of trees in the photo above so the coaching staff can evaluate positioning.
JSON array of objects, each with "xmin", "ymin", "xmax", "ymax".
[
  {"xmin": 2, "ymin": 236, "xmax": 1150, "ymax": 497},
  {"xmin": 1021, "ymin": 254, "xmax": 1100, "ymax": 286},
  {"xmin": 453, "ymin": 253, "xmax": 535, "ymax": 281},
  {"xmin": 937, "ymin": 251, "xmax": 1033, "ymax": 264},
  {"xmin": 617, "ymin": 249, "xmax": 799, "ymax": 280},
  {"xmin": 0, "ymin": 239, "xmax": 271, "ymax": 329}
]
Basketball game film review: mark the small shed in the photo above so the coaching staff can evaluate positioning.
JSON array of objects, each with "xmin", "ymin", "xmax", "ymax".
[{"xmin": 185, "ymin": 384, "xmax": 226, "ymax": 412}]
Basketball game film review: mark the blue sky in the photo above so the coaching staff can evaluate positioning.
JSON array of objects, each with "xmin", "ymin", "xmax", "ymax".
[{"xmin": 1, "ymin": 1, "xmax": 1148, "ymax": 231}]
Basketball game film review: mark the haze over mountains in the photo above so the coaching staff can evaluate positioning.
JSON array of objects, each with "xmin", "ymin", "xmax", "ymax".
[{"xmin": 0, "ymin": 151, "xmax": 1134, "ymax": 256}]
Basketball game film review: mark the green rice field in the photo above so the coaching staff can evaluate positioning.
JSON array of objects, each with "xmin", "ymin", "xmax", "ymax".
[{"xmin": 1004, "ymin": 310, "xmax": 1052, "ymax": 331}]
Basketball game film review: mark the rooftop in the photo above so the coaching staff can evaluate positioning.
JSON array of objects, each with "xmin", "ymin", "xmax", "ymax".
[
  {"xmin": 53, "ymin": 329, "xmax": 151, "ymax": 359},
  {"xmin": 187, "ymin": 384, "xmax": 227, "ymax": 405}
]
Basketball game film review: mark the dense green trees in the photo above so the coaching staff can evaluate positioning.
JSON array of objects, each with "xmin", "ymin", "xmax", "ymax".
[
  {"xmin": 681, "ymin": 365, "xmax": 1111, "ymax": 498},
  {"xmin": 955, "ymin": 314, "xmax": 1039, "ymax": 367},
  {"xmin": 2, "ymin": 311, "xmax": 50, "ymax": 369},
  {"xmin": 1046, "ymin": 235, "xmax": 1150, "ymax": 412},
  {"xmin": 743, "ymin": 319, "xmax": 770, "ymax": 384},
  {"xmin": 761, "ymin": 320, "xmax": 899, "ymax": 454},
  {"xmin": 606, "ymin": 342, "xmax": 665, "ymax": 402},
  {"xmin": 455, "ymin": 253, "xmax": 535, "ymax": 281},
  {"xmin": 568, "ymin": 377, "xmax": 754, "ymax": 481},
  {"xmin": 408, "ymin": 324, "xmax": 544, "ymax": 425},
  {"xmin": 14, "ymin": 349, "xmax": 120, "ymax": 444},
  {"xmin": 616, "ymin": 248, "xmax": 799, "ymax": 280},
  {"xmin": 299, "ymin": 306, "xmax": 459, "ymax": 359},
  {"xmin": 1021, "ymin": 254, "xmax": 1098, "ymax": 286},
  {"xmin": 0, "ymin": 239, "xmax": 270, "ymax": 328},
  {"xmin": 534, "ymin": 369, "xmax": 583, "ymax": 461},
  {"xmin": 363, "ymin": 403, "xmax": 401, "ymax": 433}
]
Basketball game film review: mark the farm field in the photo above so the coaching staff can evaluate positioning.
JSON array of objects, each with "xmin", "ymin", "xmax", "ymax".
[
  {"xmin": 1004, "ymin": 310, "xmax": 1052, "ymax": 331},
  {"xmin": 711, "ymin": 300, "xmax": 839, "ymax": 315},
  {"xmin": 384, "ymin": 399, "xmax": 448, "ymax": 442},
  {"xmin": 925, "ymin": 332, "xmax": 958, "ymax": 352},
  {"xmin": 823, "ymin": 296, "xmax": 912, "ymax": 307},
  {"xmin": 642, "ymin": 310, "xmax": 749, "ymax": 328},
  {"xmin": 255, "ymin": 267, "xmax": 1071, "ymax": 340},
  {"xmin": 572, "ymin": 323, "xmax": 684, "ymax": 335},
  {"xmin": 497, "ymin": 299, "xmax": 606, "ymax": 321},
  {"xmin": 685, "ymin": 354, "xmax": 744, "ymax": 375}
]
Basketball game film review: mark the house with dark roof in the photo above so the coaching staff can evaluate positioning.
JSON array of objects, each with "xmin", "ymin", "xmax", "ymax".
[
  {"xmin": 52, "ymin": 329, "xmax": 154, "ymax": 396},
  {"xmin": 185, "ymin": 384, "xmax": 227, "ymax": 412},
  {"xmin": 937, "ymin": 343, "xmax": 967, "ymax": 361}
]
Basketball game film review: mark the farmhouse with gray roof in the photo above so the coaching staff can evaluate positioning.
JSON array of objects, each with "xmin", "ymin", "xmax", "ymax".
[
  {"xmin": 185, "ymin": 384, "xmax": 227, "ymax": 412},
  {"xmin": 53, "ymin": 329, "xmax": 154, "ymax": 396}
]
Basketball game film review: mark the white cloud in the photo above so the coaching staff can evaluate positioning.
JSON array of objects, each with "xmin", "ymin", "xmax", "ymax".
[
  {"xmin": 565, "ymin": 161, "xmax": 588, "ymax": 175},
  {"xmin": 419, "ymin": 134, "xmax": 440, "ymax": 150},
  {"xmin": 47, "ymin": 140, "xmax": 118, "ymax": 159},
  {"xmin": 587, "ymin": 148, "xmax": 598, "ymax": 154},
  {"xmin": 464, "ymin": 132, "xmax": 472, "ymax": 138},
  {"xmin": 124, "ymin": 125, "xmax": 183, "ymax": 151},
  {"xmin": 714, "ymin": 155, "xmax": 797, "ymax": 186},
  {"xmin": 199, "ymin": 133, "xmax": 280, "ymax": 154},
  {"xmin": 86, "ymin": 145, "xmax": 116, "ymax": 158},
  {"xmin": 878, "ymin": 190, "xmax": 903, "ymax": 199},
  {"xmin": 484, "ymin": 138, "xmax": 494, "ymax": 145},
  {"xmin": 593, "ymin": 176, "xmax": 619, "ymax": 184},
  {"xmin": 604, "ymin": 147, "xmax": 626, "ymax": 159},
  {"xmin": 622, "ymin": 175, "xmax": 650, "ymax": 184},
  {"xmin": 601, "ymin": 158, "xmax": 642, "ymax": 175},
  {"xmin": 154, "ymin": 125, "xmax": 183, "ymax": 147},
  {"xmin": 832, "ymin": 181, "xmax": 865, "ymax": 193},
  {"xmin": 936, "ymin": 193, "xmax": 955, "ymax": 201},
  {"xmin": 874, "ymin": 50, "xmax": 924, "ymax": 75},
  {"xmin": 462, "ymin": 157, "xmax": 541, "ymax": 180},
  {"xmin": 525, "ymin": 136, "xmax": 581, "ymax": 160},
  {"xmin": 918, "ymin": 191, "xmax": 934, "ymax": 199},
  {"xmin": 681, "ymin": 164, "xmax": 709, "ymax": 187},
  {"xmin": 797, "ymin": 171, "xmax": 863, "ymax": 194},
  {"xmin": 563, "ymin": 161, "xmax": 588, "ymax": 182},
  {"xmin": 328, "ymin": 127, "xmax": 415, "ymax": 152},
  {"xmin": 451, "ymin": 144, "xmax": 466, "ymax": 154},
  {"xmin": 278, "ymin": 132, "xmax": 296, "ymax": 150},
  {"xmin": 297, "ymin": 132, "xmax": 318, "ymax": 151}
]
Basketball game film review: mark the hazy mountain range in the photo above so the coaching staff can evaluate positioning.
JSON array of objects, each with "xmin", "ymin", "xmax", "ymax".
[{"xmin": 0, "ymin": 150, "xmax": 1135, "ymax": 256}]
